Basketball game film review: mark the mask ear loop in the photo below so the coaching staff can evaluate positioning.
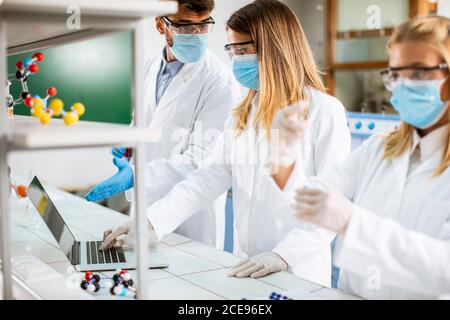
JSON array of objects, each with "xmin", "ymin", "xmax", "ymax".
[
  {"xmin": 163, "ymin": 20, "xmax": 177, "ymax": 58},
  {"xmin": 422, "ymin": 77, "xmax": 450, "ymax": 129}
]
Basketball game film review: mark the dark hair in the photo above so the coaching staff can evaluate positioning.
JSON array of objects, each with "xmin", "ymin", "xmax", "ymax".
[{"xmin": 178, "ymin": 0, "xmax": 214, "ymax": 13}]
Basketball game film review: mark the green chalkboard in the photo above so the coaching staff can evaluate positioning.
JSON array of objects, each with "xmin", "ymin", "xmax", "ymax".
[{"xmin": 8, "ymin": 31, "xmax": 133, "ymax": 125}]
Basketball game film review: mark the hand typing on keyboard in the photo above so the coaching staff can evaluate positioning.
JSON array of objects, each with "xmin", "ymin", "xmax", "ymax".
[
  {"xmin": 100, "ymin": 218, "xmax": 157, "ymax": 250},
  {"xmin": 88, "ymin": 241, "xmax": 127, "ymax": 264}
]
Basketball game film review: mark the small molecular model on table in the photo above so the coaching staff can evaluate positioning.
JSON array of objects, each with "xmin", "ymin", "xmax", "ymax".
[
  {"xmin": 5, "ymin": 52, "xmax": 86, "ymax": 125},
  {"xmin": 80, "ymin": 269, "xmax": 137, "ymax": 299},
  {"xmin": 80, "ymin": 272, "xmax": 101, "ymax": 293},
  {"xmin": 269, "ymin": 292, "xmax": 292, "ymax": 301}
]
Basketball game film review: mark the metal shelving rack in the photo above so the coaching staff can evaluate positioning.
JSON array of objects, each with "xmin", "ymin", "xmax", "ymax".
[{"xmin": 0, "ymin": 0, "xmax": 177, "ymax": 299}]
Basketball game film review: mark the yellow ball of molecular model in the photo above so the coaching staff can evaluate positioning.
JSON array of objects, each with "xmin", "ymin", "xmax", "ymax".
[{"xmin": 29, "ymin": 95, "xmax": 86, "ymax": 126}]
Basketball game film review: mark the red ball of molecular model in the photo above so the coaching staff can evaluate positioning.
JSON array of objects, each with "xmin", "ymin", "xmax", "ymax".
[
  {"xmin": 6, "ymin": 52, "xmax": 86, "ymax": 125},
  {"xmin": 10, "ymin": 184, "xmax": 28, "ymax": 198}
]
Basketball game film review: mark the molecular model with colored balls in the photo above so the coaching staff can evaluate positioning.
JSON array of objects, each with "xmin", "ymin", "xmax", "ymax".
[
  {"xmin": 5, "ymin": 52, "xmax": 86, "ymax": 125},
  {"xmin": 269, "ymin": 292, "xmax": 293, "ymax": 301},
  {"xmin": 80, "ymin": 272, "xmax": 101, "ymax": 293},
  {"xmin": 80, "ymin": 269, "xmax": 137, "ymax": 299},
  {"xmin": 111, "ymin": 269, "xmax": 137, "ymax": 298}
]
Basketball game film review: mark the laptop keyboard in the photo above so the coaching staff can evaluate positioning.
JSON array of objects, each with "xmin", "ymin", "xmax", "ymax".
[{"xmin": 86, "ymin": 241, "xmax": 126, "ymax": 265}]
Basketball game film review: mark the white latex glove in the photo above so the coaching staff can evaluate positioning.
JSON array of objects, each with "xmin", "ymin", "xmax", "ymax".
[
  {"xmin": 227, "ymin": 252, "xmax": 288, "ymax": 278},
  {"xmin": 292, "ymin": 187, "xmax": 353, "ymax": 235},
  {"xmin": 100, "ymin": 218, "xmax": 157, "ymax": 250},
  {"xmin": 271, "ymin": 101, "xmax": 308, "ymax": 169}
]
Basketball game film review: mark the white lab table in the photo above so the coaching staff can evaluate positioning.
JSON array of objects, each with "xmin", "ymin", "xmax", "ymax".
[{"xmin": 8, "ymin": 186, "xmax": 360, "ymax": 300}]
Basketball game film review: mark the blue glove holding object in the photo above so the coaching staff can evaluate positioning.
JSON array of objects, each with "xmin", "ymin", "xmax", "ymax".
[
  {"xmin": 85, "ymin": 157, "xmax": 134, "ymax": 202},
  {"xmin": 112, "ymin": 147, "xmax": 126, "ymax": 158}
]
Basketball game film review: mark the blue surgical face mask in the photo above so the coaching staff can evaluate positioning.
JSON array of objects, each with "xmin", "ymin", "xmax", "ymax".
[
  {"xmin": 390, "ymin": 78, "xmax": 448, "ymax": 129},
  {"xmin": 169, "ymin": 33, "xmax": 208, "ymax": 64},
  {"xmin": 232, "ymin": 54, "xmax": 260, "ymax": 90}
]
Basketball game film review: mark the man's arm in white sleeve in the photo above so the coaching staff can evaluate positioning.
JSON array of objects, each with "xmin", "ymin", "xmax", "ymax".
[{"xmin": 146, "ymin": 128, "xmax": 234, "ymax": 239}]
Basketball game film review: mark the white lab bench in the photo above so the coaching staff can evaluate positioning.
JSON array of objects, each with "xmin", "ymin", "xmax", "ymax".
[{"xmin": 8, "ymin": 185, "xmax": 360, "ymax": 300}]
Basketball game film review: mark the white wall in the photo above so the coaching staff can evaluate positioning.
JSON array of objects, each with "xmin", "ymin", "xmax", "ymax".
[
  {"xmin": 209, "ymin": 0, "xmax": 254, "ymax": 63},
  {"xmin": 144, "ymin": 0, "xmax": 254, "ymax": 65},
  {"xmin": 438, "ymin": 0, "xmax": 450, "ymax": 17},
  {"xmin": 8, "ymin": 148, "xmax": 115, "ymax": 191},
  {"xmin": 283, "ymin": 0, "xmax": 326, "ymax": 66}
]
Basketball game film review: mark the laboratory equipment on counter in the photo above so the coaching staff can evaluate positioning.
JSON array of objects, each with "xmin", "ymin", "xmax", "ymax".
[
  {"xmin": 80, "ymin": 269, "xmax": 137, "ymax": 298},
  {"xmin": 252, "ymin": 289, "xmax": 322, "ymax": 300},
  {"xmin": 348, "ymin": 112, "xmax": 401, "ymax": 150},
  {"xmin": 26, "ymin": 176, "xmax": 169, "ymax": 272}
]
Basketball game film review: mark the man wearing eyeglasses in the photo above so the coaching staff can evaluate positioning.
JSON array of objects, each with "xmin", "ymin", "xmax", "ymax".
[{"xmin": 86, "ymin": 0, "xmax": 242, "ymax": 249}]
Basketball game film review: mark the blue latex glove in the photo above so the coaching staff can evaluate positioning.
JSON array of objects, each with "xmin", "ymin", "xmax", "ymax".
[
  {"xmin": 112, "ymin": 147, "xmax": 126, "ymax": 158},
  {"xmin": 85, "ymin": 157, "xmax": 134, "ymax": 202}
]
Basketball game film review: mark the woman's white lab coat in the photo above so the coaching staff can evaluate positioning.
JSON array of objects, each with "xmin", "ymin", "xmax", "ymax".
[
  {"xmin": 299, "ymin": 125, "xmax": 450, "ymax": 298},
  {"xmin": 145, "ymin": 87, "xmax": 351, "ymax": 286},
  {"xmin": 134, "ymin": 49, "xmax": 242, "ymax": 248}
]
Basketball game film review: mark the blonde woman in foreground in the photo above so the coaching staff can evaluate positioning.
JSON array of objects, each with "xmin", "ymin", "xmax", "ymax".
[{"xmin": 281, "ymin": 16, "xmax": 450, "ymax": 299}]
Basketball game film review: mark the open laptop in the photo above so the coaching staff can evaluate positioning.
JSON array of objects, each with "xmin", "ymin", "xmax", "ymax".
[{"xmin": 27, "ymin": 176, "xmax": 169, "ymax": 272}]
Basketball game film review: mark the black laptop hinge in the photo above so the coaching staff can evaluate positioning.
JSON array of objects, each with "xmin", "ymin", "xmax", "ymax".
[{"xmin": 71, "ymin": 241, "xmax": 81, "ymax": 265}]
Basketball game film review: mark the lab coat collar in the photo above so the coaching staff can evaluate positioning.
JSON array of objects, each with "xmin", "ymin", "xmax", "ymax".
[
  {"xmin": 411, "ymin": 124, "xmax": 449, "ymax": 164},
  {"xmin": 407, "ymin": 124, "xmax": 449, "ymax": 179},
  {"xmin": 161, "ymin": 48, "xmax": 184, "ymax": 77},
  {"xmin": 158, "ymin": 63, "xmax": 193, "ymax": 106},
  {"xmin": 250, "ymin": 94, "xmax": 269, "ymax": 144},
  {"xmin": 392, "ymin": 124, "xmax": 449, "ymax": 182},
  {"xmin": 145, "ymin": 53, "xmax": 163, "ymax": 122},
  {"xmin": 410, "ymin": 130, "xmax": 420, "ymax": 158},
  {"xmin": 154, "ymin": 51, "xmax": 208, "ymax": 116}
]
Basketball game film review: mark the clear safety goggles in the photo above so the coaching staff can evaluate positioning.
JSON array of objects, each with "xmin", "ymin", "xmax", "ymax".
[
  {"xmin": 162, "ymin": 16, "xmax": 215, "ymax": 35},
  {"xmin": 224, "ymin": 41, "xmax": 257, "ymax": 59},
  {"xmin": 381, "ymin": 63, "xmax": 449, "ymax": 91}
]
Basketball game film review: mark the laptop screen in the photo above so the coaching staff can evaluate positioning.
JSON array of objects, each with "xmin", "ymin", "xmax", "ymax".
[{"xmin": 27, "ymin": 176, "xmax": 77, "ymax": 261}]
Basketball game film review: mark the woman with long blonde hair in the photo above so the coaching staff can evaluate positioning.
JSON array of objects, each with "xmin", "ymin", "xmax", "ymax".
[
  {"xmin": 287, "ymin": 16, "xmax": 450, "ymax": 299},
  {"xmin": 100, "ymin": 0, "xmax": 350, "ymax": 287}
]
